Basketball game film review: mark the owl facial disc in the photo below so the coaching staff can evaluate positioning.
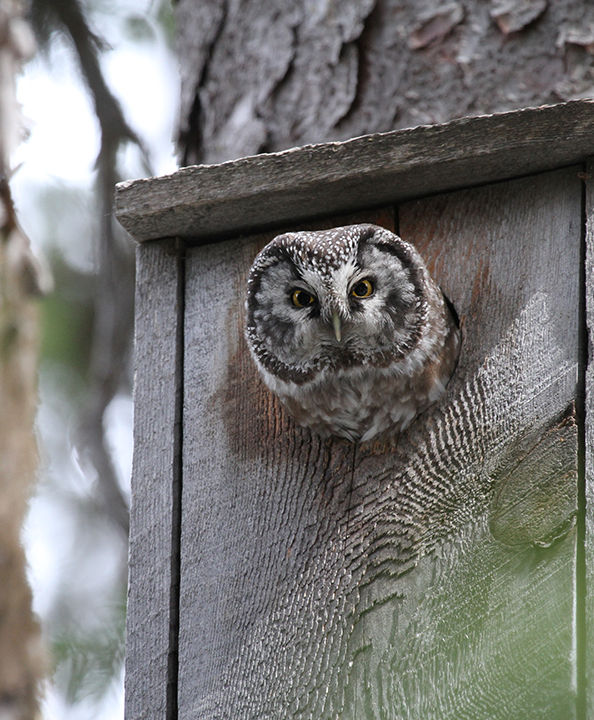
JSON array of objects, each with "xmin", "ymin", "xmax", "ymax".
[{"xmin": 245, "ymin": 223, "xmax": 460, "ymax": 441}]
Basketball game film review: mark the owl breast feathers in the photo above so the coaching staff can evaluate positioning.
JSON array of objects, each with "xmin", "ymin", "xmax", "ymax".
[{"xmin": 245, "ymin": 223, "xmax": 460, "ymax": 442}]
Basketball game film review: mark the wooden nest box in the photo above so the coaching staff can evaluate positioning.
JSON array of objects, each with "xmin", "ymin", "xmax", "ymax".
[{"xmin": 115, "ymin": 100, "xmax": 594, "ymax": 720}]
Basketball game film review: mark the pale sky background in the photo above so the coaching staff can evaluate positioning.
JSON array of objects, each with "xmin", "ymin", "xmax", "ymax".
[{"xmin": 11, "ymin": 2, "xmax": 179, "ymax": 717}]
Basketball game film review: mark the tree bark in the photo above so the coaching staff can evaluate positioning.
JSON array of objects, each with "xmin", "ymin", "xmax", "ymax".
[
  {"xmin": 176, "ymin": 0, "xmax": 594, "ymax": 165},
  {"xmin": 0, "ymin": 2, "xmax": 46, "ymax": 717}
]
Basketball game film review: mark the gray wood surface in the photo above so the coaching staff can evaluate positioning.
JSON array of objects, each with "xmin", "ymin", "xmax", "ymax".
[
  {"xmin": 125, "ymin": 242, "xmax": 183, "ymax": 720},
  {"xmin": 585, "ymin": 158, "xmax": 594, "ymax": 718},
  {"xmin": 114, "ymin": 100, "xmax": 594, "ymax": 245},
  {"xmin": 178, "ymin": 167, "xmax": 580, "ymax": 719}
]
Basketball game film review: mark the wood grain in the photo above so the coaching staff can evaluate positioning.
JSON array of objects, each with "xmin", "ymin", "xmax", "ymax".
[
  {"xmin": 584, "ymin": 157, "xmax": 594, "ymax": 718},
  {"xmin": 114, "ymin": 100, "xmax": 594, "ymax": 245},
  {"xmin": 360, "ymin": 167, "xmax": 580, "ymax": 719},
  {"xmin": 178, "ymin": 168, "xmax": 580, "ymax": 718},
  {"xmin": 125, "ymin": 242, "xmax": 183, "ymax": 720}
]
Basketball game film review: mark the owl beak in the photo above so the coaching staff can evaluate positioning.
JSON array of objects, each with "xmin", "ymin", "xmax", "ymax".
[{"xmin": 332, "ymin": 312, "xmax": 342, "ymax": 342}]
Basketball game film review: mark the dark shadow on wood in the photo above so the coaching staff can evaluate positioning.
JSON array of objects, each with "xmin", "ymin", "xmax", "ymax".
[{"xmin": 167, "ymin": 240, "xmax": 186, "ymax": 720}]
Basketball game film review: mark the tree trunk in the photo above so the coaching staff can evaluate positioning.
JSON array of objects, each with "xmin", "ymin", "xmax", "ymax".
[
  {"xmin": 176, "ymin": 0, "xmax": 594, "ymax": 165},
  {"xmin": 0, "ymin": 2, "xmax": 46, "ymax": 717}
]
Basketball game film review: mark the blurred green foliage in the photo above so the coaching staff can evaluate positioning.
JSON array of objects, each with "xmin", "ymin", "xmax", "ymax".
[
  {"xmin": 41, "ymin": 254, "xmax": 95, "ymax": 382},
  {"xmin": 52, "ymin": 592, "xmax": 127, "ymax": 705}
]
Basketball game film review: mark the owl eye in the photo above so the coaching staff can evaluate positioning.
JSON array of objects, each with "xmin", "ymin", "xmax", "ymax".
[
  {"xmin": 351, "ymin": 278, "xmax": 374, "ymax": 298},
  {"xmin": 291, "ymin": 288, "xmax": 316, "ymax": 308}
]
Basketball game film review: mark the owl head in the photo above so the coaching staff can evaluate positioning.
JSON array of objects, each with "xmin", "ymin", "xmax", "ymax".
[
  {"xmin": 245, "ymin": 224, "xmax": 459, "ymax": 440},
  {"xmin": 246, "ymin": 224, "xmax": 431, "ymax": 380}
]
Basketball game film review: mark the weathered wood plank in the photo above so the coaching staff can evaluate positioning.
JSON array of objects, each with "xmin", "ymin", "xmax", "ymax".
[
  {"xmin": 178, "ymin": 167, "xmax": 580, "ymax": 718},
  {"xmin": 362, "ymin": 167, "xmax": 580, "ymax": 719},
  {"xmin": 125, "ymin": 242, "xmax": 183, "ymax": 720},
  {"xmin": 178, "ymin": 209, "xmax": 396, "ymax": 718},
  {"xmin": 115, "ymin": 100, "xmax": 594, "ymax": 244},
  {"xmin": 584, "ymin": 157, "xmax": 594, "ymax": 717}
]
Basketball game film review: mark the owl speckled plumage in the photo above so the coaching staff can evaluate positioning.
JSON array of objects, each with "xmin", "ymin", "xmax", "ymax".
[{"xmin": 245, "ymin": 224, "xmax": 460, "ymax": 442}]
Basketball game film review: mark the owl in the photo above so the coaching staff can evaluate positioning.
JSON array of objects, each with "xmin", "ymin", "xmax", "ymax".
[{"xmin": 245, "ymin": 223, "xmax": 460, "ymax": 442}]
